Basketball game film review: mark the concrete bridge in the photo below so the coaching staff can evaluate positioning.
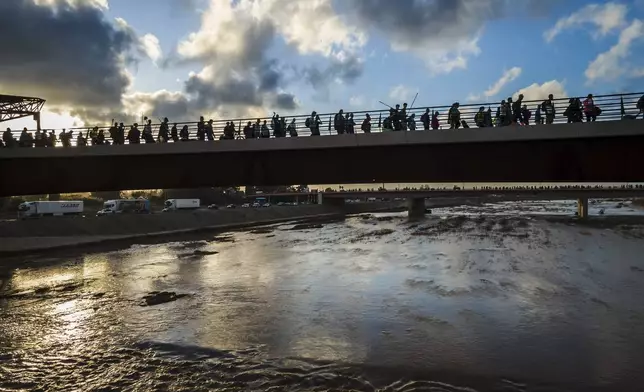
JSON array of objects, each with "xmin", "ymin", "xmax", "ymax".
[
  {"xmin": 252, "ymin": 188, "xmax": 644, "ymax": 219},
  {"xmin": 1, "ymin": 120, "xmax": 643, "ymax": 197},
  {"xmin": 319, "ymin": 188, "xmax": 644, "ymax": 219}
]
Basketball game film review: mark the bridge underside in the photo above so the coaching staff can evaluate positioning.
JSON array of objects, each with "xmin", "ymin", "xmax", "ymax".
[{"xmin": 1, "ymin": 122, "xmax": 643, "ymax": 196}]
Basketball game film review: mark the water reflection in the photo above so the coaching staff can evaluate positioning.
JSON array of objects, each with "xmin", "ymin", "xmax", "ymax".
[{"xmin": 2, "ymin": 208, "xmax": 644, "ymax": 391}]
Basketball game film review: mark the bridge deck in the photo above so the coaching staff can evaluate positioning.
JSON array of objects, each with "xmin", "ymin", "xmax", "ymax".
[
  {"xmin": 0, "ymin": 120, "xmax": 642, "ymax": 159},
  {"xmin": 1, "ymin": 121, "xmax": 644, "ymax": 197}
]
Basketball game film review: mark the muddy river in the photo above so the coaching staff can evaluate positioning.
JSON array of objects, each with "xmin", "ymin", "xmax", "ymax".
[{"xmin": 2, "ymin": 200, "xmax": 644, "ymax": 391}]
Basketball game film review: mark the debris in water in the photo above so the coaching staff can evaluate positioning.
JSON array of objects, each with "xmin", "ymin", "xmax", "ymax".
[
  {"xmin": 140, "ymin": 291, "xmax": 189, "ymax": 307},
  {"xmin": 289, "ymin": 223, "xmax": 324, "ymax": 231},
  {"xmin": 250, "ymin": 228, "xmax": 274, "ymax": 235},
  {"xmin": 210, "ymin": 236, "xmax": 235, "ymax": 243},
  {"xmin": 170, "ymin": 241, "xmax": 208, "ymax": 250},
  {"xmin": 178, "ymin": 249, "xmax": 219, "ymax": 258}
]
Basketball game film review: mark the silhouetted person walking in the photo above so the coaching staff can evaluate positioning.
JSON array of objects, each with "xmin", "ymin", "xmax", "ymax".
[
  {"xmin": 128, "ymin": 123, "xmax": 141, "ymax": 144},
  {"xmin": 583, "ymin": 94, "xmax": 597, "ymax": 122},
  {"xmin": 448, "ymin": 103, "xmax": 461, "ymax": 129},
  {"xmin": 171, "ymin": 123, "xmax": 178, "ymax": 142},
  {"xmin": 288, "ymin": 119, "xmax": 298, "ymax": 137},
  {"xmin": 143, "ymin": 119, "xmax": 155, "ymax": 143},
  {"xmin": 334, "ymin": 109, "xmax": 345, "ymax": 135},
  {"xmin": 541, "ymin": 94, "xmax": 556, "ymax": 124},
  {"xmin": 197, "ymin": 116, "xmax": 206, "ymax": 141},
  {"xmin": 345, "ymin": 113, "xmax": 356, "ymax": 134},
  {"xmin": 159, "ymin": 118, "xmax": 170, "ymax": 142},
  {"xmin": 180, "ymin": 125, "xmax": 189, "ymax": 141},
  {"xmin": 512, "ymin": 94, "xmax": 524, "ymax": 124},
  {"xmin": 307, "ymin": 111, "xmax": 321, "ymax": 136},
  {"xmin": 361, "ymin": 114, "xmax": 372, "ymax": 134},
  {"xmin": 475, "ymin": 107, "xmax": 486, "ymax": 128},
  {"xmin": 420, "ymin": 108, "xmax": 430, "ymax": 130}
]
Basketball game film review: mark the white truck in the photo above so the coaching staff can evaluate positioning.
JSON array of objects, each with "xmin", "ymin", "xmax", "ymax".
[
  {"xmin": 162, "ymin": 199, "xmax": 200, "ymax": 212},
  {"xmin": 97, "ymin": 199, "xmax": 151, "ymax": 216},
  {"xmin": 18, "ymin": 201, "xmax": 84, "ymax": 218}
]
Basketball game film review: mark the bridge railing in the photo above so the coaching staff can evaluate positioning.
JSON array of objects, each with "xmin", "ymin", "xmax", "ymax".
[{"xmin": 5, "ymin": 92, "xmax": 643, "ymax": 147}]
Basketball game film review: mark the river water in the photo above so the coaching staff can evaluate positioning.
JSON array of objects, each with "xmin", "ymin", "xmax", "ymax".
[{"xmin": 2, "ymin": 200, "xmax": 644, "ymax": 391}]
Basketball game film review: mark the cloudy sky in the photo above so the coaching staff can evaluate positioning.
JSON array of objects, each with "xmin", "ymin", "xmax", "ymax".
[{"xmin": 3, "ymin": 0, "xmax": 644, "ymax": 130}]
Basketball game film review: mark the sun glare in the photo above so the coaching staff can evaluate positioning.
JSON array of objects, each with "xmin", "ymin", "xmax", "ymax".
[{"xmin": 4, "ymin": 109, "xmax": 84, "ymax": 131}]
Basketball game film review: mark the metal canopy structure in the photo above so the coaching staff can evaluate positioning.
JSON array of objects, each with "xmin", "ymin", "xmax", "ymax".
[{"xmin": 0, "ymin": 94, "xmax": 46, "ymax": 123}]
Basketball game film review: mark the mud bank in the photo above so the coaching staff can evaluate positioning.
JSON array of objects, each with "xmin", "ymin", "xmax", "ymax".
[{"xmin": 0, "ymin": 202, "xmax": 400, "ymax": 256}]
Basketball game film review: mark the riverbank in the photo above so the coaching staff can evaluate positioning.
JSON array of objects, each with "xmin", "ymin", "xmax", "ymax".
[{"xmin": 0, "ymin": 202, "xmax": 402, "ymax": 256}]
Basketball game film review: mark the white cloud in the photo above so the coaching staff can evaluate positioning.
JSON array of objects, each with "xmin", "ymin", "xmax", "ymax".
[
  {"xmin": 178, "ymin": 0, "xmax": 365, "ymax": 62},
  {"xmin": 32, "ymin": 0, "xmax": 109, "ymax": 9},
  {"xmin": 349, "ymin": 95, "xmax": 365, "ymax": 107},
  {"xmin": 585, "ymin": 19, "xmax": 644, "ymax": 82},
  {"xmin": 468, "ymin": 67, "xmax": 522, "ymax": 101},
  {"xmin": 631, "ymin": 68, "xmax": 644, "ymax": 77},
  {"xmin": 252, "ymin": 0, "xmax": 366, "ymax": 58},
  {"xmin": 140, "ymin": 33, "xmax": 162, "ymax": 64},
  {"xmin": 544, "ymin": 2, "xmax": 628, "ymax": 42},
  {"xmin": 513, "ymin": 80, "xmax": 567, "ymax": 103},
  {"xmin": 389, "ymin": 85, "xmax": 417, "ymax": 102},
  {"xmin": 393, "ymin": 35, "xmax": 482, "ymax": 75}
]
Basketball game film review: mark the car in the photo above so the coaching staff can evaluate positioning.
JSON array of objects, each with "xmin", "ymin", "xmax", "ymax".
[
  {"xmin": 226, "ymin": 204, "xmax": 236, "ymax": 209},
  {"xmin": 263, "ymin": 203, "xmax": 271, "ymax": 208},
  {"xmin": 208, "ymin": 204, "xmax": 219, "ymax": 210},
  {"xmin": 252, "ymin": 202, "xmax": 261, "ymax": 208},
  {"xmin": 277, "ymin": 202, "xmax": 285, "ymax": 206},
  {"xmin": 241, "ymin": 203, "xmax": 250, "ymax": 208}
]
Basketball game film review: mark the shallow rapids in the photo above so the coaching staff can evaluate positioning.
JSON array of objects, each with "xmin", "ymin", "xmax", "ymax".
[{"xmin": 2, "ymin": 205, "xmax": 644, "ymax": 391}]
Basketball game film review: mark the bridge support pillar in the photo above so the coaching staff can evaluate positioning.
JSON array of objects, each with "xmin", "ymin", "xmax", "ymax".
[
  {"xmin": 407, "ymin": 197, "xmax": 426, "ymax": 220},
  {"xmin": 577, "ymin": 197, "xmax": 589, "ymax": 219}
]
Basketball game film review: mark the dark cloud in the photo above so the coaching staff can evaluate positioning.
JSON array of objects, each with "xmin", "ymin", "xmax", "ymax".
[
  {"xmin": 304, "ymin": 54, "xmax": 364, "ymax": 93},
  {"xmin": 259, "ymin": 60, "xmax": 283, "ymax": 92},
  {"xmin": 185, "ymin": 74, "xmax": 263, "ymax": 110},
  {"xmin": 126, "ymin": 91, "xmax": 191, "ymax": 122},
  {"xmin": 0, "ymin": 0, "xmax": 138, "ymax": 115},
  {"xmin": 347, "ymin": 0, "xmax": 495, "ymax": 45},
  {"xmin": 273, "ymin": 93, "xmax": 298, "ymax": 110},
  {"xmin": 347, "ymin": 0, "xmax": 561, "ymax": 44},
  {"xmin": 180, "ymin": 71, "xmax": 298, "ymax": 117}
]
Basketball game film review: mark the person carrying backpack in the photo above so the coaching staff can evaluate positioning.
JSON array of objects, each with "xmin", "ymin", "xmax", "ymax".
[
  {"xmin": 431, "ymin": 111, "xmax": 440, "ymax": 130},
  {"xmin": 583, "ymin": 94, "xmax": 597, "ymax": 122},
  {"xmin": 475, "ymin": 107, "xmax": 486, "ymax": 128},
  {"xmin": 307, "ymin": 111, "xmax": 321, "ymax": 136}
]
